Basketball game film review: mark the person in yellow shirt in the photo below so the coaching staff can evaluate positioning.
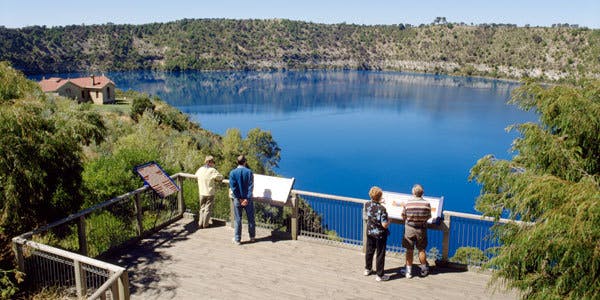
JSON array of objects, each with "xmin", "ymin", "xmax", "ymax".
[{"xmin": 195, "ymin": 155, "xmax": 224, "ymax": 228}]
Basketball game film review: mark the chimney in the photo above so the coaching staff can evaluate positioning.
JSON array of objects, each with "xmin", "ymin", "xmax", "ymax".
[{"xmin": 91, "ymin": 75, "xmax": 95, "ymax": 85}]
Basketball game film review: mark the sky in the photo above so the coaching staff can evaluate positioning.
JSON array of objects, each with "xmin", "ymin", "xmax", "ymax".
[{"xmin": 1, "ymin": 0, "xmax": 599, "ymax": 29}]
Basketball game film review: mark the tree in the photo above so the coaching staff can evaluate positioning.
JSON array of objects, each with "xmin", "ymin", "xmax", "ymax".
[
  {"xmin": 0, "ymin": 61, "xmax": 40, "ymax": 103},
  {"xmin": 469, "ymin": 80, "xmax": 600, "ymax": 299},
  {"xmin": 244, "ymin": 128, "xmax": 281, "ymax": 175},
  {"xmin": 0, "ymin": 63, "xmax": 102, "ymax": 268},
  {"xmin": 218, "ymin": 128, "xmax": 281, "ymax": 176},
  {"xmin": 433, "ymin": 17, "xmax": 448, "ymax": 25},
  {"xmin": 220, "ymin": 128, "xmax": 244, "ymax": 174}
]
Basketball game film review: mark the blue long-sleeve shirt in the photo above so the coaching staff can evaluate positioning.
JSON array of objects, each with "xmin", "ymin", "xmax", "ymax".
[{"xmin": 229, "ymin": 165, "xmax": 254, "ymax": 199}]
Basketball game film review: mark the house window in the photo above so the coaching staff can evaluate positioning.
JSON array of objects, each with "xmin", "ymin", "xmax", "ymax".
[
  {"xmin": 107, "ymin": 87, "xmax": 111, "ymax": 98},
  {"xmin": 96, "ymin": 91, "xmax": 99, "ymax": 98},
  {"xmin": 81, "ymin": 91, "xmax": 85, "ymax": 98}
]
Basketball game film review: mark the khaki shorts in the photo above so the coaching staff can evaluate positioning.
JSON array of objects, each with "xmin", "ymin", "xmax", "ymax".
[{"xmin": 402, "ymin": 224, "xmax": 428, "ymax": 250}]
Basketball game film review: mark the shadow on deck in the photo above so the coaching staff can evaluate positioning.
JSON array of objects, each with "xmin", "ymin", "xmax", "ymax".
[{"xmin": 106, "ymin": 218, "xmax": 517, "ymax": 300}]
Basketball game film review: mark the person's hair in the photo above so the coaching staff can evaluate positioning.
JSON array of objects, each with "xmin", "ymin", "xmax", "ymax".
[
  {"xmin": 237, "ymin": 155, "xmax": 247, "ymax": 165},
  {"xmin": 412, "ymin": 184, "xmax": 424, "ymax": 197},
  {"xmin": 369, "ymin": 186, "xmax": 383, "ymax": 202}
]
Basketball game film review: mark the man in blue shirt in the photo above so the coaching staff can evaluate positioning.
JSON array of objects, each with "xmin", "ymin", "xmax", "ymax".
[{"xmin": 229, "ymin": 155, "xmax": 255, "ymax": 245}]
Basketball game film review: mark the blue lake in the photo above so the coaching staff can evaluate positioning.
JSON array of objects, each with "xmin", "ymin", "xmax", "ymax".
[{"xmin": 42, "ymin": 70, "xmax": 537, "ymax": 214}]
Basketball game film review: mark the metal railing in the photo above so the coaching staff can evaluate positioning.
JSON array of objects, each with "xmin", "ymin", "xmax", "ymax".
[
  {"xmin": 12, "ymin": 174, "xmax": 188, "ymax": 299},
  {"xmin": 14, "ymin": 172, "xmax": 524, "ymax": 298},
  {"xmin": 158, "ymin": 174, "xmax": 524, "ymax": 266},
  {"xmin": 290, "ymin": 189, "xmax": 523, "ymax": 267},
  {"xmin": 12, "ymin": 238, "xmax": 128, "ymax": 299}
]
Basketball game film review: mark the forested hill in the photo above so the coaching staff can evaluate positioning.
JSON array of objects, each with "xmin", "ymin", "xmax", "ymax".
[{"xmin": 1, "ymin": 19, "xmax": 599, "ymax": 80}]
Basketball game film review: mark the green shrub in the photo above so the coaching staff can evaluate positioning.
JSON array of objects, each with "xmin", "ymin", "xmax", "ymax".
[
  {"xmin": 450, "ymin": 247, "xmax": 488, "ymax": 265},
  {"xmin": 130, "ymin": 95, "xmax": 154, "ymax": 121},
  {"xmin": 85, "ymin": 211, "xmax": 135, "ymax": 257},
  {"xmin": 0, "ymin": 269, "xmax": 23, "ymax": 300}
]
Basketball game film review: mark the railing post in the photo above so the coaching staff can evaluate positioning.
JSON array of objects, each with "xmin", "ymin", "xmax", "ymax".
[
  {"xmin": 133, "ymin": 193, "xmax": 144, "ymax": 236},
  {"xmin": 77, "ymin": 216, "xmax": 88, "ymax": 256},
  {"xmin": 111, "ymin": 279, "xmax": 120, "ymax": 300},
  {"xmin": 362, "ymin": 202, "xmax": 367, "ymax": 253},
  {"xmin": 118, "ymin": 271, "xmax": 130, "ymax": 300},
  {"xmin": 291, "ymin": 193, "xmax": 298, "ymax": 240},
  {"xmin": 441, "ymin": 211, "xmax": 452, "ymax": 263},
  {"xmin": 74, "ymin": 259, "xmax": 87, "ymax": 299},
  {"xmin": 177, "ymin": 176, "xmax": 185, "ymax": 216},
  {"xmin": 11, "ymin": 237, "xmax": 25, "ymax": 273}
]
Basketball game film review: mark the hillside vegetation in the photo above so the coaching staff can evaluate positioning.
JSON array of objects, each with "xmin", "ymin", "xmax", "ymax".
[
  {"xmin": 1, "ymin": 19, "xmax": 599, "ymax": 81},
  {"xmin": 0, "ymin": 61, "xmax": 280, "ymax": 287}
]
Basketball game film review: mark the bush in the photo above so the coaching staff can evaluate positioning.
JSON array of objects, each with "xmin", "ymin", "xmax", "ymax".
[
  {"xmin": 130, "ymin": 95, "xmax": 154, "ymax": 121},
  {"xmin": 450, "ymin": 247, "xmax": 488, "ymax": 265},
  {"xmin": 0, "ymin": 269, "xmax": 23, "ymax": 300},
  {"xmin": 84, "ymin": 211, "xmax": 135, "ymax": 257}
]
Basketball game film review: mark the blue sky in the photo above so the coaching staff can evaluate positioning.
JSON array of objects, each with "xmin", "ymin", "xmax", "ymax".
[{"xmin": 1, "ymin": 0, "xmax": 598, "ymax": 28}]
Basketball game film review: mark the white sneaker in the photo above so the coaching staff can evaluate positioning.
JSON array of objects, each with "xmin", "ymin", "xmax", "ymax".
[
  {"xmin": 375, "ymin": 274, "xmax": 390, "ymax": 282},
  {"xmin": 405, "ymin": 268, "xmax": 413, "ymax": 279},
  {"xmin": 363, "ymin": 269, "xmax": 372, "ymax": 276},
  {"xmin": 232, "ymin": 238, "xmax": 241, "ymax": 245}
]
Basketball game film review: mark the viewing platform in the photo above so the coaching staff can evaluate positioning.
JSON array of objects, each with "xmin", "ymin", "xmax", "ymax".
[
  {"xmin": 13, "ymin": 173, "xmax": 522, "ymax": 299},
  {"xmin": 109, "ymin": 217, "xmax": 517, "ymax": 299}
]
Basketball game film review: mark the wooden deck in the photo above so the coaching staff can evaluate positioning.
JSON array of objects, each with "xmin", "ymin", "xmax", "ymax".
[{"xmin": 108, "ymin": 218, "xmax": 518, "ymax": 300}]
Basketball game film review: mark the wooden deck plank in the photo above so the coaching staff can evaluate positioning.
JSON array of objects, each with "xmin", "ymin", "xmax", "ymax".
[{"xmin": 108, "ymin": 218, "xmax": 517, "ymax": 300}]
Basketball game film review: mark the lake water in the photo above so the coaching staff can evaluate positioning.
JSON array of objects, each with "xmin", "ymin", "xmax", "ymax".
[{"xmin": 44, "ymin": 70, "xmax": 536, "ymax": 214}]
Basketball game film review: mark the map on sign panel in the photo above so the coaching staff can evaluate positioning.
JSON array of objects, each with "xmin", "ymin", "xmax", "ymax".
[{"xmin": 381, "ymin": 190, "xmax": 444, "ymax": 224}]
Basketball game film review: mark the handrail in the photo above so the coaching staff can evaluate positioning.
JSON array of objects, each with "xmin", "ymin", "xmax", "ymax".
[
  {"xmin": 12, "ymin": 177, "xmax": 176, "ymax": 300},
  {"xmin": 174, "ymin": 172, "xmax": 198, "ymax": 180},
  {"xmin": 12, "ymin": 237, "xmax": 125, "ymax": 273},
  {"xmin": 20, "ymin": 185, "xmax": 151, "ymax": 239},
  {"xmin": 444, "ymin": 210, "xmax": 529, "ymax": 225},
  {"xmin": 12, "ymin": 236, "xmax": 129, "ymax": 299},
  {"xmin": 88, "ymin": 271, "xmax": 123, "ymax": 300},
  {"xmin": 293, "ymin": 189, "xmax": 366, "ymax": 204}
]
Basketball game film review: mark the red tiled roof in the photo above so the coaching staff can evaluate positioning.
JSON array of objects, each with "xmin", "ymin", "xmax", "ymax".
[
  {"xmin": 69, "ymin": 75, "xmax": 115, "ymax": 89},
  {"xmin": 39, "ymin": 77, "xmax": 69, "ymax": 92},
  {"xmin": 38, "ymin": 75, "xmax": 115, "ymax": 92}
]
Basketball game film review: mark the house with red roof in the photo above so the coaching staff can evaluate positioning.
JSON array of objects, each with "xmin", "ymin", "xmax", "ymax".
[{"xmin": 39, "ymin": 75, "xmax": 116, "ymax": 104}]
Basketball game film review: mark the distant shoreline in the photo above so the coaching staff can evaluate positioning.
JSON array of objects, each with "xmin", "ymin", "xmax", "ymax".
[{"xmin": 4, "ymin": 19, "xmax": 598, "ymax": 82}]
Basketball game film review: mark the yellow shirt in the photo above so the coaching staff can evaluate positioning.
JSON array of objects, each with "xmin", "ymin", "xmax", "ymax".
[{"xmin": 195, "ymin": 165, "xmax": 224, "ymax": 196}]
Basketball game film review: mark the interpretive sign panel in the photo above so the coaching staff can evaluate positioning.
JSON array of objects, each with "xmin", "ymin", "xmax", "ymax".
[
  {"xmin": 381, "ymin": 190, "xmax": 444, "ymax": 224},
  {"xmin": 252, "ymin": 174, "xmax": 295, "ymax": 205},
  {"xmin": 134, "ymin": 162, "xmax": 179, "ymax": 198}
]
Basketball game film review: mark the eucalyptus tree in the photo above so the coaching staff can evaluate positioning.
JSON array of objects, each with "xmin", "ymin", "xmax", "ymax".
[{"xmin": 469, "ymin": 80, "xmax": 600, "ymax": 299}]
